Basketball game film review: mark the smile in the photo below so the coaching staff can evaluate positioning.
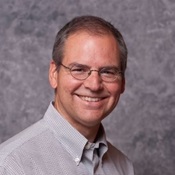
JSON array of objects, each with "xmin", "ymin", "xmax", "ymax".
[{"xmin": 79, "ymin": 96, "xmax": 103, "ymax": 102}]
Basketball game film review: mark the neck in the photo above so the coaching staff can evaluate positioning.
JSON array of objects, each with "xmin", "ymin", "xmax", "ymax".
[
  {"xmin": 53, "ymin": 101, "xmax": 101, "ymax": 142},
  {"xmin": 75, "ymin": 123, "xmax": 101, "ymax": 143}
]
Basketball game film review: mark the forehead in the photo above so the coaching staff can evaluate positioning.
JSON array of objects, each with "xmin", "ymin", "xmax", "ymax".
[
  {"xmin": 66, "ymin": 30, "xmax": 116, "ymax": 42},
  {"xmin": 63, "ymin": 31, "xmax": 120, "ymax": 66}
]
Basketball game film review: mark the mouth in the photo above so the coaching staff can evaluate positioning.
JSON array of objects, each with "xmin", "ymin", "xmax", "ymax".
[{"xmin": 78, "ymin": 95, "xmax": 105, "ymax": 102}]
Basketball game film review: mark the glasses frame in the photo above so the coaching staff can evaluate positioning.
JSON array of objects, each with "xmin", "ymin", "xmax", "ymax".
[{"xmin": 59, "ymin": 63, "xmax": 123, "ymax": 82}]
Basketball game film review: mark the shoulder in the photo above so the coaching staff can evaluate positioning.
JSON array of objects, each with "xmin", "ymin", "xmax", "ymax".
[
  {"xmin": 0, "ymin": 119, "xmax": 48, "ymax": 165},
  {"xmin": 107, "ymin": 142, "xmax": 128, "ymax": 160},
  {"xmin": 107, "ymin": 141, "xmax": 134, "ymax": 175}
]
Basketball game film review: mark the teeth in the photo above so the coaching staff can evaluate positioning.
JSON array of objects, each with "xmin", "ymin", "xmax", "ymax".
[{"xmin": 80, "ymin": 96, "xmax": 101, "ymax": 102}]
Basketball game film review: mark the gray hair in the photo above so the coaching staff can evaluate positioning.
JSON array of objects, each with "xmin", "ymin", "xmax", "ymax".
[{"xmin": 52, "ymin": 15, "xmax": 128, "ymax": 76}]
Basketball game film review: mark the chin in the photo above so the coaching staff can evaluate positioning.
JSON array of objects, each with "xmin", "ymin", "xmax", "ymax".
[{"xmin": 80, "ymin": 117, "xmax": 104, "ymax": 127}]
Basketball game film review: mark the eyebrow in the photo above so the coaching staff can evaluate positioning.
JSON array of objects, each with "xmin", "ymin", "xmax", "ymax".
[
  {"xmin": 101, "ymin": 65, "xmax": 120, "ymax": 70},
  {"xmin": 68, "ymin": 62, "xmax": 90, "ymax": 68},
  {"xmin": 68, "ymin": 62, "xmax": 120, "ymax": 70}
]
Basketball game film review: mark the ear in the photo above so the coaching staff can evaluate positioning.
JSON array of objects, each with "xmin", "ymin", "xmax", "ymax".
[
  {"xmin": 49, "ymin": 61, "xmax": 58, "ymax": 89},
  {"xmin": 121, "ymin": 78, "xmax": 125, "ymax": 94}
]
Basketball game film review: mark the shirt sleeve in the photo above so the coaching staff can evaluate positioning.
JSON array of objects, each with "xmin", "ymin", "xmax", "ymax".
[
  {"xmin": 0, "ymin": 165, "xmax": 25, "ymax": 175},
  {"xmin": 0, "ymin": 157, "xmax": 25, "ymax": 175},
  {"xmin": 0, "ymin": 166, "xmax": 10, "ymax": 175}
]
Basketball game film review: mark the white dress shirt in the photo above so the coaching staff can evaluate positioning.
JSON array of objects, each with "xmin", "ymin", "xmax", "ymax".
[{"xmin": 0, "ymin": 102, "xmax": 134, "ymax": 175}]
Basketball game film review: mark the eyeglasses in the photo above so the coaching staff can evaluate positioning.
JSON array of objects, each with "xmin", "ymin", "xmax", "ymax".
[{"xmin": 59, "ymin": 63, "xmax": 123, "ymax": 82}]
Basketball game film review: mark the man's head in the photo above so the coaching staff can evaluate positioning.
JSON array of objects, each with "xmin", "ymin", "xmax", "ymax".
[
  {"xmin": 49, "ymin": 16, "xmax": 127, "ymax": 137},
  {"xmin": 52, "ymin": 15, "xmax": 127, "ymax": 76}
]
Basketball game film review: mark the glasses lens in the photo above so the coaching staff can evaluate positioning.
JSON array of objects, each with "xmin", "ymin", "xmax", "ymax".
[
  {"xmin": 69, "ymin": 64, "xmax": 122, "ymax": 82},
  {"xmin": 70, "ymin": 65, "xmax": 89, "ymax": 80},
  {"xmin": 100, "ymin": 68, "xmax": 122, "ymax": 82}
]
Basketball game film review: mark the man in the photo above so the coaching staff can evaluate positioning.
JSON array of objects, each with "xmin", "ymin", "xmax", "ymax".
[{"xmin": 0, "ymin": 16, "xmax": 134, "ymax": 175}]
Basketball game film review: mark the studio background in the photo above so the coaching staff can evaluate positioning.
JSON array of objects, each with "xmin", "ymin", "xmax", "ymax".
[{"xmin": 0, "ymin": 0, "xmax": 174, "ymax": 175}]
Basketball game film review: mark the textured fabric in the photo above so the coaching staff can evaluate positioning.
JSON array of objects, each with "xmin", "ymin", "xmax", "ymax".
[{"xmin": 0, "ymin": 103, "xmax": 134, "ymax": 175}]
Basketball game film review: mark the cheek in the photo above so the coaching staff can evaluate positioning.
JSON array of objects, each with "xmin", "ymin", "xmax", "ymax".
[
  {"xmin": 108, "ymin": 83, "xmax": 123, "ymax": 96},
  {"xmin": 57, "ymin": 76, "xmax": 82, "ymax": 94},
  {"xmin": 107, "ymin": 84, "xmax": 123, "ymax": 105}
]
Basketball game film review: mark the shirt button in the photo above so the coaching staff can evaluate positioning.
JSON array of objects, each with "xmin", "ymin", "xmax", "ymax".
[
  {"xmin": 75, "ymin": 157, "xmax": 80, "ymax": 166},
  {"xmin": 86, "ymin": 142, "xmax": 91, "ymax": 149}
]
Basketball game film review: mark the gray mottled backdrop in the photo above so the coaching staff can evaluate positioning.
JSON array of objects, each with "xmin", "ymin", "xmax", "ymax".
[{"xmin": 0, "ymin": 0, "xmax": 174, "ymax": 175}]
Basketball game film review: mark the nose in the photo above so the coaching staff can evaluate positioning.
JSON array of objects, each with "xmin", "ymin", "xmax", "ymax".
[{"xmin": 83, "ymin": 70, "xmax": 103, "ymax": 91}]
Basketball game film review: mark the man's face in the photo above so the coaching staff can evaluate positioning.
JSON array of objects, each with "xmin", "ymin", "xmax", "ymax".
[{"xmin": 49, "ymin": 32, "xmax": 125, "ymax": 131}]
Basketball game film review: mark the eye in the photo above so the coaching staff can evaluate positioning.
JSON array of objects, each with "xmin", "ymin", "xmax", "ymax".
[
  {"xmin": 100, "ymin": 68, "xmax": 116, "ymax": 76},
  {"xmin": 71, "ymin": 66, "xmax": 89, "ymax": 74}
]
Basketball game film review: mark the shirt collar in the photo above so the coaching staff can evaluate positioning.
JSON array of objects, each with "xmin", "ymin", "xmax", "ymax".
[
  {"xmin": 85, "ymin": 125, "xmax": 108, "ymax": 159},
  {"xmin": 43, "ymin": 102, "xmax": 108, "ymax": 165}
]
